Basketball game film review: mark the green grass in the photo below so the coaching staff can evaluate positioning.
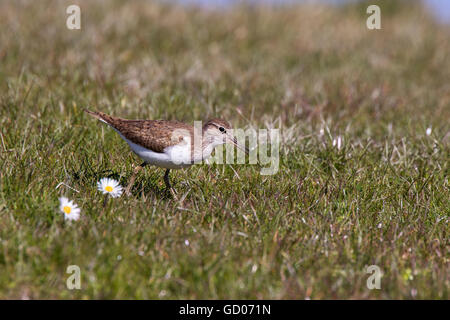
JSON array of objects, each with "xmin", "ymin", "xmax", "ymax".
[{"xmin": 0, "ymin": 0, "xmax": 448, "ymax": 299}]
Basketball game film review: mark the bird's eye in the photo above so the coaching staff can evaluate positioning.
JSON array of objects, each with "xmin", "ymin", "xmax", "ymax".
[{"xmin": 219, "ymin": 127, "xmax": 226, "ymax": 133}]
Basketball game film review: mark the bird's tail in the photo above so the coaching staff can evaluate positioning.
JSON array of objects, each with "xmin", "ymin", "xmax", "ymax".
[{"xmin": 83, "ymin": 109, "xmax": 115, "ymax": 125}]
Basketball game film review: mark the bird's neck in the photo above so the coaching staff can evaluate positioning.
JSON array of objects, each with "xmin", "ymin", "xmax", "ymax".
[{"xmin": 190, "ymin": 134, "xmax": 221, "ymax": 162}]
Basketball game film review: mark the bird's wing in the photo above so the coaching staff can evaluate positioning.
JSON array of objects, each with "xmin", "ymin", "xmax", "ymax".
[
  {"xmin": 112, "ymin": 119, "xmax": 194, "ymax": 153},
  {"xmin": 84, "ymin": 109, "xmax": 194, "ymax": 153}
]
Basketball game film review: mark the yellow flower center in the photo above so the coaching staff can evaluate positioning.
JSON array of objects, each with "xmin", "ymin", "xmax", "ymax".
[
  {"xmin": 63, "ymin": 206, "xmax": 71, "ymax": 214},
  {"xmin": 105, "ymin": 186, "xmax": 113, "ymax": 192}
]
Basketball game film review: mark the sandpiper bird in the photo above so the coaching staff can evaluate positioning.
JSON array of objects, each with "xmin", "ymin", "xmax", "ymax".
[{"xmin": 84, "ymin": 109, "xmax": 247, "ymax": 197}]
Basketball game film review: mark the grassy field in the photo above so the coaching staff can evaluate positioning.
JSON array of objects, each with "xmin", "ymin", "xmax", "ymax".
[{"xmin": 0, "ymin": 0, "xmax": 448, "ymax": 299}]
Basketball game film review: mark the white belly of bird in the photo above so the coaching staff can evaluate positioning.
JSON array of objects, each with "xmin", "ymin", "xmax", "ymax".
[{"xmin": 117, "ymin": 132, "xmax": 197, "ymax": 169}]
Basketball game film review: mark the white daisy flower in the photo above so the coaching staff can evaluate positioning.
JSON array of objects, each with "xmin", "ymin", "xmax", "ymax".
[
  {"xmin": 59, "ymin": 197, "xmax": 81, "ymax": 221},
  {"xmin": 97, "ymin": 177, "xmax": 123, "ymax": 198}
]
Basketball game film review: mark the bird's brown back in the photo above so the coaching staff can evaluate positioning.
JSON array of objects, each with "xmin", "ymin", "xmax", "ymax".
[{"xmin": 84, "ymin": 109, "xmax": 194, "ymax": 153}]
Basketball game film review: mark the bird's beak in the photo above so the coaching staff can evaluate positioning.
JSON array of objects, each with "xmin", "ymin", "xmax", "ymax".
[{"xmin": 226, "ymin": 134, "xmax": 249, "ymax": 154}]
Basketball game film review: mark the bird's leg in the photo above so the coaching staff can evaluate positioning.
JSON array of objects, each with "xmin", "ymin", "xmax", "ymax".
[
  {"xmin": 125, "ymin": 162, "xmax": 147, "ymax": 196},
  {"xmin": 164, "ymin": 169, "xmax": 178, "ymax": 199}
]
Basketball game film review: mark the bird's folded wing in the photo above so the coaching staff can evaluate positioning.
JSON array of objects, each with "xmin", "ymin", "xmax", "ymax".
[
  {"xmin": 84, "ymin": 109, "xmax": 194, "ymax": 153},
  {"xmin": 110, "ymin": 119, "xmax": 193, "ymax": 153}
]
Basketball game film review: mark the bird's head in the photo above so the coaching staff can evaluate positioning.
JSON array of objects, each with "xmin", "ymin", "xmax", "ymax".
[{"xmin": 202, "ymin": 118, "xmax": 248, "ymax": 153}]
